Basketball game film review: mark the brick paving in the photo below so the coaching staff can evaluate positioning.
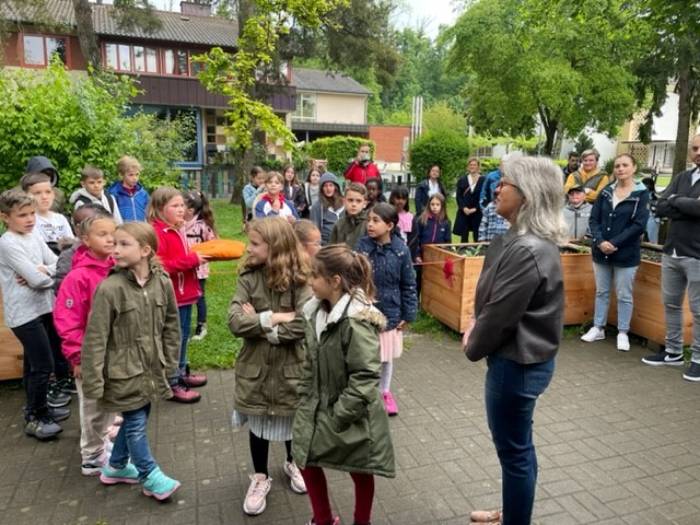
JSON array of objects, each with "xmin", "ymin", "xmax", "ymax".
[{"xmin": 1, "ymin": 333, "xmax": 700, "ymax": 525}]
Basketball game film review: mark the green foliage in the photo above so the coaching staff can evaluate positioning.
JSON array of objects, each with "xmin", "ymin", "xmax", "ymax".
[
  {"xmin": 446, "ymin": 0, "xmax": 641, "ymax": 154},
  {"xmin": 307, "ymin": 136, "xmax": 374, "ymax": 175},
  {"xmin": 0, "ymin": 60, "xmax": 191, "ymax": 192},
  {"xmin": 409, "ymin": 130, "xmax": 470, "ymax": 190},
  {"xmin": 423, "ymin": 101, "xmax": 467, "ymax": 135},
  {"xmin": 574, "ymin": 132, "xmax": 594, "ymax": 155}
]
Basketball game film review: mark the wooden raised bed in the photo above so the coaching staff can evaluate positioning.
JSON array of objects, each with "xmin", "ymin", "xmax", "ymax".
[
  {"xmin": 421, "ymin": 243, "xmax": 595, "ymax": 333},
  {"xmin": 0, "ymin": 290, "xmax": 24, "ymax": 380},
  {"xmin": 608, "ymin": 245, "xmax": 692, "ymax": 345}
]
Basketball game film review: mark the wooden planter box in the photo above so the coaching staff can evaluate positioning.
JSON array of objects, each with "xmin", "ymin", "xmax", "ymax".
[
  {"xmin": 608, "ymin": 248, "xmax": 692, "ymax": 345},
  {"xmin": 421, "ymin": 243, "xmax": 596, "ymax": 333},
  {"xmin": 0, "ymin": 290, "xmax": 24, "ymax": 380}
]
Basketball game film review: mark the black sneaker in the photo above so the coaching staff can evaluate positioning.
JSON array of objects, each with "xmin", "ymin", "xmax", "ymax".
[
  {"xmin": 48, "ymin": 406, "xmax": 71, "ymax": 422},
  {"xmin": 641, "ymin": 350, "xmax": 684, "ymax": 367},
  {"xmin": 191, "ymin": 323, "xmax": 207, "ymax": 341},
  {"xmin": 47, "ymin": 384, "xmax": 71, "ymax": 408},
  {"xmin": 683, "ymin": 362, "xmax": 700, "ymax": 382},
  {"xmin": 25, "ymin": 415, "xmax": 62, "ymax": 440},
  {"xmin": 57, "ymin": 376, "xmax": 78, "ymax": 395}
]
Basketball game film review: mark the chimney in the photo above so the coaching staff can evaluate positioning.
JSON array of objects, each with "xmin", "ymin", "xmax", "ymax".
[{"xmin": 180, "ymin": 1, "xmax": 211, "ymax": 17}]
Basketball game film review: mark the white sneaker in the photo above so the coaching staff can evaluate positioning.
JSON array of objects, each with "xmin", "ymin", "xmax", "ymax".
[
  {"xmin": 617, "ymin": 332, "xmax": 630, "ymax": 351},
  {"xmin": 283, "ymin": 460, "xmax": 307, "ymax": 494},
  {"xmin": 581, "ymin": 326, "xmax": 605, "ymax": 343},
  {"xmin": 243, "ymin": 473, "xmax": 271, "ymax": 516}
]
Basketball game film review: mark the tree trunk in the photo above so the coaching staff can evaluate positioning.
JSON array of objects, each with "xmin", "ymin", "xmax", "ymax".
[
  {"xmin": 672, "ymin": 65, "xmax": 691, "ymax": 178},
  {"xmin": 543, "ymin": 121, "xmax": 558, "ymax": 157},
  {"xmin": 72, "ymin": 0, "xmax": 100, "ymax": 69}
]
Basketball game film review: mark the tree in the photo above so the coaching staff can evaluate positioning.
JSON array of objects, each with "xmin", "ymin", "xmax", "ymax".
[
  {"xmin": 409, "ymin": 130, "xmax": 470, "ymax": 190},
  {"xmin": 196, "ymin": 0, "xmax": 347, "ymax": 204},
  {"xmin": 632, "ymin": 0, "xmax": 700, "ymax": 176},
  {"xmin": 445, "ymin": 0, "xmax": 641, "ymax": 156}
]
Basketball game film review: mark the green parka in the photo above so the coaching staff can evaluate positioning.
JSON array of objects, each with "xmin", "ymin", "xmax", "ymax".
[
  {"xmin": 292, "ymin": 293, "xmax": 395, "ymax": 478},
  {"xmin": 81, "ymin": 263, "xmax": 180, "ymax": 413},
  {"xmin": 228, "ymin": 266, "xmax": 311, "ymax": 417},
  {"xmin": 329, "ymin": 209, "xmax": 368, "ymax": 249}
]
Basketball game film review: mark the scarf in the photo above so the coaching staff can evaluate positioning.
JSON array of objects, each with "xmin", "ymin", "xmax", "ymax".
[{"xmin": 262, "ymin": 193, "xmax": 285, "ymax": 206}]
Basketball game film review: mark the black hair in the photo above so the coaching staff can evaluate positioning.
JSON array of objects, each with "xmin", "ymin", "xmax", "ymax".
[
  {"xmin": 389, "ymin": 185, "xmax": 410, "ymax": 212},
  {"xmin": 369, "ymin": 202, "xmax": 398, "ymax": 231}
]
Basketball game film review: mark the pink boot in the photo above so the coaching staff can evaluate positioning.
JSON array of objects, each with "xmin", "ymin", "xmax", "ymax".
[{"xmin": 383, "ymin": 391, "xmax": 398, "ymax": 416}]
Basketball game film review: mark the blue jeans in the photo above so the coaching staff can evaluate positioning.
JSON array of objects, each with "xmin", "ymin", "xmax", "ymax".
[
  {"xmin": 593, "ymin": 263, "xmax": 638, "ymax": 332},
  {"xmin": 196, "ymin": 278, "xmax": 207, "ymax": 325},
  {"xmin": 178, "ymin": 304, "xmax": 193, "ymax": 374},
  {"xmin": 485, "ymin": 354, "xmax": 555, "ymax": 525},
  {"xmin": 109, "ymin": 404, "xmax": 156, "ymax": 479}
]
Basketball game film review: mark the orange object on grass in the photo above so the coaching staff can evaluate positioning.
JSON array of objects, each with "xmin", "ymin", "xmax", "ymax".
[{"xmin": 191, "ymin": 239, "xmax": 246, "ymax": 261}]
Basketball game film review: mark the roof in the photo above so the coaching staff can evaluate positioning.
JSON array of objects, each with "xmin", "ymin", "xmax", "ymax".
[
  {"xmin": 1, "ymin": 0, "xmax": 238, "ymax": 48},
  {"xmin": 291, "ymin": 67, "xmax": 371, "ymax": 96}
]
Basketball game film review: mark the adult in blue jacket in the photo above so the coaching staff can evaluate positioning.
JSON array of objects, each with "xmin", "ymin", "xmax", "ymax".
[
  {"xmin": 107, "ymin": 156, "xmax": 150, "ymax": 222},
  {"xmin": 414, "ymin": 164, "xmax": 447, "ymax": 217},
  {"xmin": 581, "ymin": 153, "xmax": 649, "ymax": 351}
]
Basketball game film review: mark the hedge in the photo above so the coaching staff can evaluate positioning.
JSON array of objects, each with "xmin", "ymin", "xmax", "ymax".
[
  {"xmin": 409, "ymin": 130, "xmax": 470, "ymax": 190},
  {"xmin": 307, "ymin": 136, "xmax": 374, "ymax": 176}
]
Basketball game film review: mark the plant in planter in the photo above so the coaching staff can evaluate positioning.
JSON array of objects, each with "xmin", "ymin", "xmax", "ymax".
[{"xmin": 421, "ymin": 242, "xmax": 596, "ymax": 332}]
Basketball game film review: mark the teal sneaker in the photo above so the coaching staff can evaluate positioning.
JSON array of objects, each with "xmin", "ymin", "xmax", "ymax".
[
  {"xmin": 142, "ymin": 467, "xmax": 181, "ymax": 501},
  {"xmin": 99, "ymin": 463, "xmax": 140, "ymax": 485}
]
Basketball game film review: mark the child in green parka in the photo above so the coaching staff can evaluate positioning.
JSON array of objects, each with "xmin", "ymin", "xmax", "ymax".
[{"xmin": 293, "ymin": 244, "xmax": 395, "ymax": 525}]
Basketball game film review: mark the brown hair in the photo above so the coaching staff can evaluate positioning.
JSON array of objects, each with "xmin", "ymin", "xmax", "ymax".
[
  {"xmin": 0, "ymin": 189, "xmax": 35, "ymax": 215},
  {"xmin": 81, "ymin": 165, "xmax": 104, "ymax": 181},
  {"xmin": 20, "ymin": 173, "xmax": 51, "ymax": 191},
  {"xmin": 244, "ymin": 217, "xmax": 310, "ymax": 291},
  {"xmin": 467, "ymin": 157, "xmax": 480, "ymax": 166},
  {"xmin": 183, "ymin": 190, "xmax": 217, "ymax": 236},
  {"xmin": 345, "ymin": 182, "xmax": 367, "ymax": 198},
  {"xmin": 147, "ymin": 187, "xmax": 182, "ymax": 223},
  {"xmin": 250, "ymin": 165, "xmax": 265, "ymax": 179},
  {"xmin": 116, "ymin": 222, "xmax": 159, "ymax": 260},
  {"xmin": 614, "ymin": 153, "xmax": 637, "ymax": 167},
  {"xmin": 117, "ymin": 155, "xmax": 142, "ymax": 175},
  {"xmin": 265, "ymin": 171, "xmax": 285, "ymax": 186},
  {"xmin": 293, "ymin": 219, "xmax": 321, "ymax": 245},
  {"xmin": 313, "ymin": 244, "xmax": 376, "ymax": 310},
  {"xmin": 418, "ymin": 193, "xmax": 447, "ymax": 225},
  {"xmin": 282, "ymin": 165, "xmax": 300, "ymax": 187}
]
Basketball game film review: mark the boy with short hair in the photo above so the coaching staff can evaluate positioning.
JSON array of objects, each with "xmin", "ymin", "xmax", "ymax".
[
  {"xmin": 0, "ymin": 189, "xmax": 70, "ymax": 440},
  {"xmin": 563, "ymin": 185, "xmax": 592, "ymax": 240},
  {"xmin": 69, "ymin": 166, "xmax": 123, "ymax": 224},
  {"xmin": 22, "ymin": 173, "xmax": 75, "ymax": 255},
  {"xmin": 107, "ymin": 155, "xmax": 149, "ymax": 222},
  {"xmin": 243, "ymin": 166, "xmax": 266, "ymax": 223},
  {"xmin": 329, "ymin": 182, "xmax": 369, "ymax": 249}
]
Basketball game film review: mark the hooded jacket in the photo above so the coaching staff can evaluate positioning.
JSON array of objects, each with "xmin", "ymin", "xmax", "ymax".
[
  {"xmin": 69, "ymin": 188, "xmax": 123, "ymax": 224},
  {"xmin": 329, "ymin": 208, "xmax": 368, "ymax": 249},
  {"xmin": 152, "ymin": 218, "xmax": 201, "ymax": 306},
  {"xmin": 80, "ymin": 262, "xmax": 180, "ymax": 412},
  {"xmin": 590, "ymin": 181, "xmax": 649, "ymax": 267},
  {"xmin": 356, "ymin": 234, "xmax": 417, "ymax": 331},
  {"xmin": 228, "ymin": 266, "xmax": 312, "ymax": 416},
  {"xmin": 563, "ymin": 201, "xmax": 592, "ymax": 241},
  {"xmin": 107, "ymin": 181, "xmax": 149, "ymax": 222},
  {"xmin": 24, "ymin": 156, "xmax": 65, "ymax": 213},
  {"xmin": 310, "ymin": 173, "xmax": 344, "ymax": 245},
  {"xmin": 54, "ymin": 246, "xmax": 114, "ymax": 366},
  {"xmin": 292, "ymin": 293, "xmax": 395, "ymax": 478}
]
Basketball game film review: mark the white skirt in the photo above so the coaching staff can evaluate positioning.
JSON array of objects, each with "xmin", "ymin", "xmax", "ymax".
[{"xmin": 231, "ymin": 410, "xmax": 294, "ymax": 441}]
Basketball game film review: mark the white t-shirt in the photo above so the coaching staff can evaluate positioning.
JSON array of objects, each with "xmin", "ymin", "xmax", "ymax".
[{"xmin": 34, "ymin": 212, "xmax": 74, "ymax": 244}]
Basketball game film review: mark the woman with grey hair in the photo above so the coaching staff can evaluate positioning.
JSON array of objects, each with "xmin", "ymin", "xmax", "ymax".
[{"xmin": 463, "ymin": 156, "xmax": 568, "ymax": 525}]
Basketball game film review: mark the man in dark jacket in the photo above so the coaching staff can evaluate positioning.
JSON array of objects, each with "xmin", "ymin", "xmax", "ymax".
[
  {"xmin": 23, "ymin": 156, "xmax": 66, "ymax": 213},
  {"xmin": 642, "ymin": 134, "xmax": 700, "ymax": 382}
]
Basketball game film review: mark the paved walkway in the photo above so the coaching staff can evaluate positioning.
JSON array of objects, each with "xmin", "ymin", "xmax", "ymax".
[{"xmin": 1, "ymin": 333, "xmax": 700, "ymax": 525}]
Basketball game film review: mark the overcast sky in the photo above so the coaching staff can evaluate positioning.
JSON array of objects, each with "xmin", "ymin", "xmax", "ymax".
[{"xmin": 109, "ymin": 0, "xmax": 459, "ymax": 39}]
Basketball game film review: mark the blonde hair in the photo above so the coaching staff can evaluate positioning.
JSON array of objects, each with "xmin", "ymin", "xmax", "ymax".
[
  {"xmin": 79, "ymin": 215, "xmax": 116, "ymax": 237},
  {"xmin": 265, "ymin": 171, "xmax": 285, "ymax": 185},
  {"xmin": 502, "ymin": 156, "xmax": 569, "ymax": 244},
  {"xmin": 116, "ymin": 222, "xmax": 159, "ymax": 260},
  {"xmin": 81, "ymin": 165, "xmax": 104, "ymax": 181},
  {"xmin": 293, "ymin": 219, "xmax": 320, "ymax": 245},
  {"xmin": 117, "ymin": 155, "xmax": 142, "ymax": 175},
  {"xmin": 147, "ymin": 187, "xmax": 182, "ymax": 223},
  {"xmin": 244, "ymin": 217, "xmax": 310, "ymax": 291},
  {"xmin": 0, "ymin": 189, "xmax": 35, "ymax": 215}
]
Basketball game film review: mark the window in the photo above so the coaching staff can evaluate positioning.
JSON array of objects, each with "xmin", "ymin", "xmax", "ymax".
[
  {"xmin": 164, "ymin": 49, "xmax": 189, "ymax": 75},
  {"xmin": 23, "ymin": 34, "xmax": 67, "ymax": 67},
  {"xmin": 133, "ymin": 46, "xmax": 158, "ymax": 73},
  {"xmin": 105, "ymin": 43, "xmax": 118, "ymax": 69},
  {"xmin": 293, "ymin": 93, "xmax": 317, "ymax": 121},
  {"xmin": 118, "ymin": 44, "xmax": 131, "ymax": 71}
]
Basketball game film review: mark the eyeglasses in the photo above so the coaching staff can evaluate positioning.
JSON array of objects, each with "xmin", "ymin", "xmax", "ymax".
[{"xmin": 496, "ymin": 180, "xmax": 519, "ymax": 192}]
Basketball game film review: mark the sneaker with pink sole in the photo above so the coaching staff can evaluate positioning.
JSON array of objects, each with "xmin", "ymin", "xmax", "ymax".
[{"xmin": 383, "ymin": 391, "xmax": 398, "ymax": 416}]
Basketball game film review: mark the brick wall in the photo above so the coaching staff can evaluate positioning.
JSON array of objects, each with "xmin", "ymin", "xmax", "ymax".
[{"xmin": 369, "ymin": 125, "xmax": 411, "ymax": 163}]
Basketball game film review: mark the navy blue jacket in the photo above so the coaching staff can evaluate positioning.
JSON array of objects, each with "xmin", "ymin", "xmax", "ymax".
[
  {"xmin": 356, "ymin": 234, "xmax": 417, "ymax": 331},
  {"xmin": 410, "ymin": 215, "xmax": 452, "ymax": 260},
  {"xmin": 590, "ymin": 181, "xmax": 650, "ymax": 267},
  {"xmin": 414, "ymin": 178, "xmax": 447, "ymax": 217},
  {"xmin": 107, "ymin": 181, "xmax": 150, "ymax": 222}
]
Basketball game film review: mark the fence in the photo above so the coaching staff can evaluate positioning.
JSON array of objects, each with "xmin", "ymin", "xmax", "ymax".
[{"xmin": 180, "ymin": 166, "xmax": 237, "ymax": 199}]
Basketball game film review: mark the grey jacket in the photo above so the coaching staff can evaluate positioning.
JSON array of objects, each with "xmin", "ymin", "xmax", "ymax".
[
  {"xmin": 563, "ymin": 202, "xmax": 592, "ymax": 240},
  {"xmin": 465, "ymin": 230, "xmax": 563, "ymax": 364}
]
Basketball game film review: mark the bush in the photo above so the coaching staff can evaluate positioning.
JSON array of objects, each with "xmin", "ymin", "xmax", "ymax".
[
  {"xmin": 409, "ymin": 130, "xmax": 470, "ymax": 190},
  {"xmin": 0, "ymin": 60, "xmax": 193, "ymax": 192},
  {"xmin": 307, "ymin": 136, "xmax": 374, "ymax": 176}
]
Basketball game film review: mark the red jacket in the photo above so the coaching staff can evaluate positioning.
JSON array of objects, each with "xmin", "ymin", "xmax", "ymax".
[
  {"xmin": 152, "ymin": 218, "xmax": 201, "ymax": 306},
  {"xmin": 343, "ymin": 160, "xmax": 381, "ymax": 185},
  {"xmin": 54, "ymin": 246, "xmax": 114, "ymax": 366}
]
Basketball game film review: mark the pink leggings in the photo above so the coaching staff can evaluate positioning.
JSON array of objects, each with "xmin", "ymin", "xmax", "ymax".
[{"xmin": 300, "ymin": 466, "xmax": 375, "ymax": 525}]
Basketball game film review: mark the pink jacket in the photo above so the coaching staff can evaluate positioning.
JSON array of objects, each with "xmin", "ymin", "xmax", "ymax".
[
  {"xmin": 184, "ymin": 216, "xmax": 216, "ymax": 280},
  {"xmin": 54, "ymin": 246, "xmax": 114, "ymax": 367}
]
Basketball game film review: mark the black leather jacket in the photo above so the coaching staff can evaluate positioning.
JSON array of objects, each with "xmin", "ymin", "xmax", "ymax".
[{"xmin": 465, "ymin": 230, "xmax": 563, "ymax": 364}]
